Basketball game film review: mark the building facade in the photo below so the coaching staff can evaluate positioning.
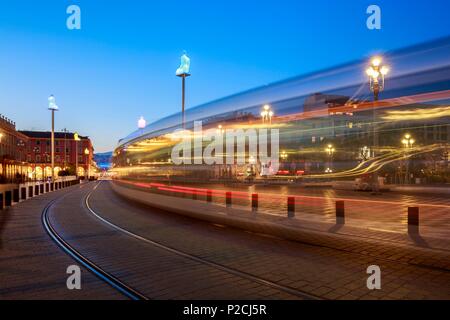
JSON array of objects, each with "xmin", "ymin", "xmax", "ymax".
[
  {"xmin": 0, "ymin": 114, "xmax": 29, "ymax": 183},
  {"xmin": 19, "ymin": 131, "xmax": 95, "ymax": 180}
]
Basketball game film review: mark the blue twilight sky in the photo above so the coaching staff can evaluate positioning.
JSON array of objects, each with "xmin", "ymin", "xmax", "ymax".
[{"xmin": 0, "ymin": 0, "xmax": 449, "ymax": 152}]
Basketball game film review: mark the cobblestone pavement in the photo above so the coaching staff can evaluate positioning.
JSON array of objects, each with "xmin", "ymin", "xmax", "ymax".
[
  {"xmin": 0, "ymin": 184, "xmax": 124, "ymax": 300},
  {"xmin": 48, "ymin": 184, "xmax": 303, "ymax": 300},
  {"xmin": 2, "ymin": 181, "xmax": 449, "ymax": 299},
  {"xmin": 83, "ymin": 182, "xmax": 450, "ymax": 300}
]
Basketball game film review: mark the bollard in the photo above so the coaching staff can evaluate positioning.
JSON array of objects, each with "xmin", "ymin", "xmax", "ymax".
[
  {"xmin": 251, "ymin": 193, "xmax": 258, "ymax": 212},
  {"xmin": 35, "ymin": 185, "xmax": 39, "ymax": 196},
  {"xmin": 28, "ymin": 186, "xmax": 33, "ymax": 198},
  {"xmin": 13, "ymin": 189, "xmax": 19, "ymax": 203},
  {"xmin": 287, "ymin": 196, "xmax": 295, "ymax": 218},
  {"xmin": 336, "ymin": 201, "xmax": 345, "ymax": 224},
  {"xmin": 46, "ymin": 183, "xmax": 49, "ymax": 193},
  {"xmin": 21, "ymin": 187, "xmax": 27, "ymax": 200},
  {"xmin": 59, "ymin": 182, "xmax": 62, "ymax": 189},
  {"xmin": 0, "ymin": 193, "xmax": 3, "ymax": 210},
  {"xmin": 206, "ymin": 190, "xmax": 212, "ymax": 203},
  {"xmin": 50, "ymin": 183, "xmax": 54, "ymax": 191},
  {"xmin": 40, "ymin": 184, "xmax": 44, "ymax": 194},
  {"xmin": 408, "ymin": 207, "xmax": 419, "ymax": 234},
  {"xmin": 5, "ymin": 191, "xmax": 12, "ymax": 207},
  {"xmin": 226, "ymin": 192, "xmax": 232, "ymax": 208}
]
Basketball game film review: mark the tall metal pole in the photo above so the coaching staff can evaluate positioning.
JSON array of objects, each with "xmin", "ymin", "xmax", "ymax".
[
  {"xmin": 182, "ymin": 75, "xmax": 186, "ymax": 129},
  {"xmin": 51, "ymin": 110, "xmax": 55, "ymax": 183},
  {"xmin": 372, "ymin": 87, "xmax": 380, "ymax": 193},
  {"xmin": 75, "ymin": 140, "xmax": 78, "ymax": 178}
]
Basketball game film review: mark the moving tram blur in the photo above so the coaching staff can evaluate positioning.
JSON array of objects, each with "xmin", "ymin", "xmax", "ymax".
[{"xmin": 112, "ymin": 37, "xmax": 450, "ymax": 188}]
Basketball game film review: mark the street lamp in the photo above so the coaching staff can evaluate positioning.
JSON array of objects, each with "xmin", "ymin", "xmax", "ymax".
[
  {"xmin": 33, "ymin": 146, "xmax": 39, "ymax": 182},
  {"xmin": 216, "ymin": 125, "xmax": 225, "ymax": 135},
  {"xmin": 325, "ymin": 144, "xmax": 336, "ymax": 172},
  {"xmin": 402, "ymin": 134, "xmax": 415, "ymax": 149},
  {"xmin": 366, "ymin": 57, "xmax": 389, "ymax": 101},
  {"xmin": 176, "ymin": 51, "xmax": 191, "ymax": 129},
  {"xmin": 84, "ymin": 147, "xmax": 90, "ymax": 180},
  {"xmin": 138, "ymin": 116, "xmax": 146, "ymax": 129},
  {"xmin": 74, "ymin": 132, "xmax": 81, "ymax": 178},
  {"xmin": 402, "ymin": 134, "xmax": 415, "ymax": 184},
  {"xmin": 260, "ymin": 104, "xmax": 274, "ymax": 124},
  {"xmin": 280, "ymin": 151, "xmax": 288, "ymax": 161},
  {"xmin": 366, "ymin": 57, "xmax": 389, "ymax": 193},
  {"xmin": 48, "ymin": 95, "xmax": 59, "ymax": 183}
]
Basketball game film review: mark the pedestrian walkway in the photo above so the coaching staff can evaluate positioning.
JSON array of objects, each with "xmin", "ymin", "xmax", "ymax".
[{"xmin": 0, "ymin": 183, "xmax": 123, "ymax": 299}]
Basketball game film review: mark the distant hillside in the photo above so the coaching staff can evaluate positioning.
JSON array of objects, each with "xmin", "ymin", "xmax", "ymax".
[{"xmin": 94, "ymin": 151, "xmax": 113, "ymax": 169}]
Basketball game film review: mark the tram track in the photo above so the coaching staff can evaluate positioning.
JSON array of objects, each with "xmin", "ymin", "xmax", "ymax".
[
  {"xmin": 41, "ymin": 185, "xmax": 149, "ymax": 300},
  {"xmin": 42, "ymin": 182, "xmax": 322, "ymax": 300}
]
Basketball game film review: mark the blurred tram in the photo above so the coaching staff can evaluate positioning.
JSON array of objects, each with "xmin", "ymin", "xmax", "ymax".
[{"xmin": 113, "ymin": 37, "xmax": 450, "ymax": 186}]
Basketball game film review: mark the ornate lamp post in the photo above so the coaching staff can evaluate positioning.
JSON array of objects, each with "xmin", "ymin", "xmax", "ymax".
[
  {"xmin": 216, "ymin": 125, "xmax": 225, "ymax": 135},
  {"xmin": 366, "ymin": 57, "xmax": 389, "ymax": 193},
  {"xmin": 260, "ymin": 104, "xmax": 274, "ymax": 124},
  {"xmin": 325, "ymin": 144, "xmax": 336, "ymax": 173},
  {"xmin": 402, "ymin": 134, "xmax": 415, "ymax": 184}
]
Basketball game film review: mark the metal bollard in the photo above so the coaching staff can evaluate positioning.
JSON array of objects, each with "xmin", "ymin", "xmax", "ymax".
[
  {"xmin": 336, "ymin": 201, "xmax": 345, "ymax": 224},
  {"xmin": 5, "ymin": 191, "xmax": 12, "ymax": 207},
  {"xmin": 0, "ymin": 193, "xmax": 3, "ymax": 210},
  {"xmin": 251, "ymin": 193, "xmax": 258, "ymax": 212},
  {"xmin": 206, "ymin": 190, "xmax": 212, "ymax": 203},
  {"xmin": 226, "ymin": 192, "xmax": 232, "ymax": 208},
  {"xmin": 13, "ymin": 189, "xmax": 19, "ymax": 203},
  {"xmin": 287, "ymin": 196, "xmax": 295, "ymax": 218},
  {"xmin": 28, "ymin": 186, "xmax": 33, "ymax": 198},
  {"xmin": 408, "ymin": 207, "xmax": 419, "ymax": 234},
  {"xmin": 21, "ymin": 187, "xmax": 27, "ymax": 200}
]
